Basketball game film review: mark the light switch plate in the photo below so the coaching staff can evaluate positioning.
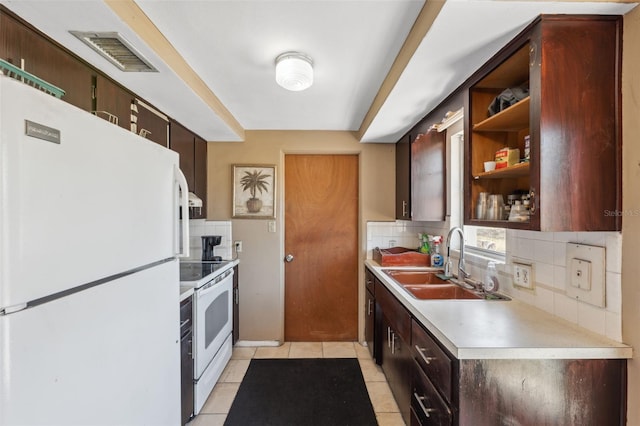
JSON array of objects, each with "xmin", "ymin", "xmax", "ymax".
[{"xmin": 565, "ymin": 243, "xmax": 605, "ymax": 307}]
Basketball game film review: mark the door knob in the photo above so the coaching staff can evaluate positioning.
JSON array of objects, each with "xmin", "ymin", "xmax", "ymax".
[{"xmin": 285, "ymin": 254, "xmax": 294, "ymax": 263}]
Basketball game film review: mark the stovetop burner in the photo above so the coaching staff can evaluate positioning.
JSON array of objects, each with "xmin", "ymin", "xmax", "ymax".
[{"xmin": 180, "ymin": 261, "xmax": 233, "ymax": 284}]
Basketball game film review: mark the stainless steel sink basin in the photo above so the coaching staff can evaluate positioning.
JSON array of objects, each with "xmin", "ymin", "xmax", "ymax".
[{"xmin": 383, "ymin": 269, "xmax": 510, "ymax": 301}]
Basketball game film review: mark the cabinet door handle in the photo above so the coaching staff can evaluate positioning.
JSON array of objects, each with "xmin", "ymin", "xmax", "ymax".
[
  {"xmin": 367, "ymin": 299, "xmax": 373, "ymax": 316},
  {"xmin": 391, "ymin": 332, "xmax": 397, "ymax": 354},
  {"xmin": 414, "ymin": 392, "xmax": 436, "ymax": 418},
  {"xmin": 529, "ymin": 189, "xmax": 536, "ymax": 215},
  {"xmin": 180, "ymin": 319, "xmax": 190, "ymax": 328},
  {"xmin": 234, "ymin": 287, "xmax": 239, "ymax": 305},
  {"xmin": 387, "ymin": 326, "xmax": 392, "ymax": 348},
  {"xmin": 402, "ymin": 200, "xmax": 408, "ymax": 218},
  {"xmin": 415, "ymin": 345, "xmax": 437, "ymax": 365},
  {"xmin": 529, "ymin": 41, "xmax": 538, "ymax": 67}
]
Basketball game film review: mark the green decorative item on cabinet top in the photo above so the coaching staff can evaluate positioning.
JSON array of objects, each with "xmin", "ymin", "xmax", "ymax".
[{"xmin": 0, "ymin": 59, "xmax": 65, "ymax": 98}]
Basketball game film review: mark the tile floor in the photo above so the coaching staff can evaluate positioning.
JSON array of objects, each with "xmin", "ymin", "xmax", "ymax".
[{"xmin": 188, "ymin": 342, "xmax": 406, "ymax": 426}]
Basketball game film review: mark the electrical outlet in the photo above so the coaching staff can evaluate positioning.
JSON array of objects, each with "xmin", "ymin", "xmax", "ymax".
[
  {"xmin": 234, "ymin": 241, "xmax": 242, "ymax": 253},
  {"xmin": 513, "ymin": 262, "xmax": 534, "ymax": 289}
]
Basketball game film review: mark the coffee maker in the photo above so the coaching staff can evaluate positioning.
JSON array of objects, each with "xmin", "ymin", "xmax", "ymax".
[{"xmin": 201, "ymin": 235, "xmax": 222, "ymax": 261}]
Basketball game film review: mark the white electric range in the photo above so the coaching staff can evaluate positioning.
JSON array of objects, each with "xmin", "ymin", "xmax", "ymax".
[{"xmin": 180, "ymin": 260, "xmax": 237, "ymax": 415}]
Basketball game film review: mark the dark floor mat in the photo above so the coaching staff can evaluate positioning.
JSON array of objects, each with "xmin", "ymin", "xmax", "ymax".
[{"xmin": 224, "ymin": 358, "xmax": 378, "ymax": 426}]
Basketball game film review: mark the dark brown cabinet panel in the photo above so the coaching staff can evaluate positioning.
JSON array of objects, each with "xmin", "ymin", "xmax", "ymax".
[
  {"xmin": 412, "ymin": 361, "xmax": 452, "ymax": 426},
  {"xmin": 0, "ymin": 9, "xmax": 93, "ymax": 111},
  {"xmin": 171, "ymin": 122, "xmax": 196, "ymax": 189},
  {"xmin": 465, "ymin": 15, "xmax": 621, "ymax": 231},
  {"xmin": 94, "ymin": 74, "xmax": 134, "ymax": 131},
  {"xmin": 411, "ymin": 130, "xmax": 446, "ymax": 221},
  {"xmin": 457, "ymin": 359, "xmax": 626, "ymax": 426},
  {"xmin": 376, "ymin": 279, "xmax": 412, "ymax": 424},
  {"xmin": 136, "ymin": 100, "xmax": 169, "ymax": 147},
  {"xmin": 233, "ymin": 265, "xmax": 239, "ymax": 344},
  {"xmin": 364, "ymin": 268, "xmax": 379, "ymax": 362},
  {"xmin": 396, "ymin": 133, "xmax": 412, "ymax": 220},
  {"xmin": 170, "ymin": 121, "xmax": 207, "ymax": 219},
  {"xmin": 193, "ymin": 136, "xmax": 207, "ymax": 219},
  {"xmin": 179, "ymin": 297, "xmax": 194, "ymax": 425}
]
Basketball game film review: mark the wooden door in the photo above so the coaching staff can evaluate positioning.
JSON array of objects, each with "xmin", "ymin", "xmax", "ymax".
[{"xmin": 284, "ymin": 155, "xmax": 358, "ymax": 341}]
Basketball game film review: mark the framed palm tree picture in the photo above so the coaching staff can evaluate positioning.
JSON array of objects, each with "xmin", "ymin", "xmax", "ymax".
[{"xmin": 232, "ymin": 164, "xmax": 276, "ymax": 219}]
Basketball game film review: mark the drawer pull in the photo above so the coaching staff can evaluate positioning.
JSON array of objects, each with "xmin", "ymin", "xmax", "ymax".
[
  {"xmin": 391, "ymin": 332, "xmax": 397, "ymax": 354},
  {"xmin": 415, "ymin": 345, "xmax": 437, "ymax": 365},
  {"xmin": 414, "ymin": 392, "xmax": 436, "ymax": 418},
  {"xmin": 180, "ymin": 318, "xmax": 191, "ymax": 328},
  {"xmin": 387, "ymin": 326, "xmax": 392, "ymax": 348}
]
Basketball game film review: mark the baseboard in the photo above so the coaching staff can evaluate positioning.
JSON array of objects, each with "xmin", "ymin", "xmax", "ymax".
[{"xmin": 234, "ymin": 340, "xmax": 281, "ymax": 347}]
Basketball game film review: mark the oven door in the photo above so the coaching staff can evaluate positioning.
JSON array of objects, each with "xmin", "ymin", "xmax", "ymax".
[{"xmin": 193, "ymin": 268, "xmax": 233, "ymax": 378}]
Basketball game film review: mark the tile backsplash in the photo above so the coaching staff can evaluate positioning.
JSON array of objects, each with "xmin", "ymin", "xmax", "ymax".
[
  {"xmin": 186, "ymin": 219, "xmax": 233, "ymax": 261},
  {"xmin": 367, "ymin": 221, "xmax": 623, "ymax": 342}
]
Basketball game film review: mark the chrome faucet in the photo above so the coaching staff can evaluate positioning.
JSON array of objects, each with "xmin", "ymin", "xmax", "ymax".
[{"xmin": 445, "ymin": 227, "xmax": 469, "ymax": 280}]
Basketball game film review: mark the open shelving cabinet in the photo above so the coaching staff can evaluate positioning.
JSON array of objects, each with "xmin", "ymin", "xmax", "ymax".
[{"xmin": 464, "ymin": 15, "xmax": 622, "ymax": 231}]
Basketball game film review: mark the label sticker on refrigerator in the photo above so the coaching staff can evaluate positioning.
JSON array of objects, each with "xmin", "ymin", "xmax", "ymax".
[{"xmin": 25, "ymin": 120, "xmax": 61, "ymax": 144}]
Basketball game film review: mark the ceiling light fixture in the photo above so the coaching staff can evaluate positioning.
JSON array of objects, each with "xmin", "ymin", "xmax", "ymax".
[{"xmin": 275, "ymin": 52, "xmax": 313, "ymax": 91}]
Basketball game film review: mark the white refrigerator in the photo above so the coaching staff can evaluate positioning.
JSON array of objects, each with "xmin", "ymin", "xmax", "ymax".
[{"xmin": 0, "ymin": 77, "xmax": 189, "ymax": 425}]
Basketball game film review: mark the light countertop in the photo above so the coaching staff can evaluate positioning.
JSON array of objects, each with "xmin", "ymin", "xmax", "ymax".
[
  {"xmin": 365, "ymin": 260, "xmax": 632, "ymax": 360},
  {"xmin": 179, "ymin": 286, "xmax": 194, "ymax": 302}
]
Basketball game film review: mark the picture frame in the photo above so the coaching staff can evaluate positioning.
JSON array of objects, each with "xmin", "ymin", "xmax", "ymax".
[{"xmin": 232, "ymin": 164, "xmax": 276, "ymax": 219}]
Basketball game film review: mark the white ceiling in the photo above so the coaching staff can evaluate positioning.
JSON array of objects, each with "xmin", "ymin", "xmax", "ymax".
[{"xmin": 1, "ymin": 0, "xmax": 637, "ymax": 143}]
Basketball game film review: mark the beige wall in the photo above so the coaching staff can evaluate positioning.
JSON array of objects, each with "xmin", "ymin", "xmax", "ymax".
[
  {"xmin": 622, "ymin": 8, "xmax": 640, "ymax": 425},
  {"xmin": 207, "ymin": 130, "xmax": 395, "ymax": 341}
]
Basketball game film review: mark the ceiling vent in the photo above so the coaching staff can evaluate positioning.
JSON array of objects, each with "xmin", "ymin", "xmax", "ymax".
[{"xmin": 70, "ymin": 31, "xmax": 157, "ymax": 72}]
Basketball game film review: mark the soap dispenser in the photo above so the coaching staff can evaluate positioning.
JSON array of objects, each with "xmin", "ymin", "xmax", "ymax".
[{"xmin": 483, "ymin": 261, "xmax": 499, "ymax": 292}]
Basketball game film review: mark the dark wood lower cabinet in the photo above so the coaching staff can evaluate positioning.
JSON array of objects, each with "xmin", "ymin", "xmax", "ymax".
[
  {"xmin": 457, "ymin": 359, "xmax": 626, "ymax": 426},
  {"xmin": 365, "ymin": 287, "xmax": 375, "ymax": 360},
  {"xmin": 380, "ymin": 313, "xmax": 412, "ymax": 424},
  {"xmin": 412, "ymin": 361, "xmax": 452, "ymax": 426},
  {"xmin": 233, "ymin": 265, "xmax": 239, "ymax": 344},
  {"xmin": 179, "ymin": 297, "xmax": 194, "ymax": 425},
  {"xmin": 368, "ymin": 267, "xmax": 627, "ymax": 426}
]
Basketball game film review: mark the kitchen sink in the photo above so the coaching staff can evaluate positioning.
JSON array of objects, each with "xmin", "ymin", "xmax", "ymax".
[
  {"xmin": 402, "ymin": 284, "xmax": 481, "ymax": 300},
  {"xmin": 383, "ymin": 269, "xmax": 450, "ymax": 285},
  {"xmin": 383, "ymin": 269, "xmax": 510, "ymax": 301}
]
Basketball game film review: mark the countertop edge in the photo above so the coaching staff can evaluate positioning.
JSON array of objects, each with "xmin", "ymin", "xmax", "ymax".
[{"xmin": 365, "ymin": 259, "xmax": 632, "ymax": 360}]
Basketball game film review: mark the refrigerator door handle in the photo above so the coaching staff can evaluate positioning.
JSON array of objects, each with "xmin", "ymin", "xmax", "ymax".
[{"xmin": 175, "ymin": 166, "xmax": 190, "ymax": 258}]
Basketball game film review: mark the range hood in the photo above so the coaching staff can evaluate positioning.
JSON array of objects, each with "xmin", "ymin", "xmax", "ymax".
[{"xmin": 188, "ymin": 192, "xmax": 203, "ymax": 208}]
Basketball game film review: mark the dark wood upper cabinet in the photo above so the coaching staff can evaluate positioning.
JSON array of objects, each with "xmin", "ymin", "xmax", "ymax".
[
  {"xmin": 465, "ymin": 15, "xmax": 622, "ymax": 231},
  {"xmin": 94, "ymin": 74, "xmax": 134, "ymax": 131},
  {"xmin": 0, "ymin": 9, "xmax": 93, "ymax": 111},
  {"xmin": 193, "ymin": 136, "xmax": 207, "ymax": 219},
  {"xmin": 411, "ymin": 129, "xmax": 446, "ymax": 221},
  {"xmin": 136, "ymin": 100, "xmax": 169, "ymax": 148},
  {"xmin": 170, "ymin": 122, "xmax": 207, "ymax": 219},
  {"xmin": 170, "ymin": 122, "xmax": 196, "ymax": 190},
  {"xmin": 395, "ymin": 133, "xmax": 411, "ymax": 220}
]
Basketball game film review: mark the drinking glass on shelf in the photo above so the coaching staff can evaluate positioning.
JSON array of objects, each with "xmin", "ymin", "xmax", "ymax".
[{"xmin": 475, "ymin": 192, "xmax": 489, "ymax": 220}]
